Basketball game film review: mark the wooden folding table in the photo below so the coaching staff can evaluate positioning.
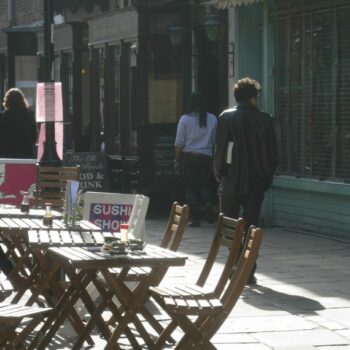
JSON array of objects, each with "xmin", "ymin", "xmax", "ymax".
[{"xmin": 32, "ymin": 244, "xmax": 187, "ymax": 349}]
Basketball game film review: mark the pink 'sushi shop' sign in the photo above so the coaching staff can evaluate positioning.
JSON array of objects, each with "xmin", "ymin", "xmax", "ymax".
[
  {"xmin": 89, "ymin": 203, "xmax": 133, "ymax": 232},
  {"xmin": 0, "ymin": 161, "xmax": 36, "ymax": 207}
]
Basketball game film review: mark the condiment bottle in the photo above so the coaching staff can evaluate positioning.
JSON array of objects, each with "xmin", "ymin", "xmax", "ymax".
[
  {"xmin": 43, "ymin": 203, "xmax": 53, "ymax": 226},
  {"xmin": 120, "ymin": 223, "xmax": 129, "ymax": 243},
  {"xmin": 20, "ymin": 192, "xmax": 30, "ymax": 213}
]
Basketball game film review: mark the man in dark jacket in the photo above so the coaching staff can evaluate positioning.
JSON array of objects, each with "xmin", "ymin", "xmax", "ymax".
[{"xmin": 214, "ymin": 77, "xmax": 278, "ymax": 284}]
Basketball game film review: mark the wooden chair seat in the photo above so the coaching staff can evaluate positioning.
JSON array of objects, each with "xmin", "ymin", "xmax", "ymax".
[
  {"xmin": 150, "ymin": 284, "xmax": 214, "ymax": 299},
  {"xmin": 161, "ymin": 296, "xmax": 223, "ymax": 315},
  {"xmin": 150, "ymin": 226, "xmax": 263, "ymax": 350},
  {"xmin": 0, "ymin": 302, "xmax": 51, "ymax": 349},
  {"xmin": 0, "ymin": 302, "xmax": 51, "ymax": 320}
]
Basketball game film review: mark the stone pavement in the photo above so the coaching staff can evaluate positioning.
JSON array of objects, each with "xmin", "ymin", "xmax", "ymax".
[
  {"xmin": 16, "ymin": 218, "xmax": 350, "ymax": 349},
  {"xmin": 146, "ymin": 220, "xmax": 350, "ymax": 350}
]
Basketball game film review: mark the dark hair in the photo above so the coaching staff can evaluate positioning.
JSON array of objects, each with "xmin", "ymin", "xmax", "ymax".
[
  {"xmin": 187, "ymin": 92, "xmax": 207, "ymax": 128},
  {"xmin": 2, "ymin": 88, "xmax": 29, "ymax": 111},
  {"xmin": 234, "ymin": 77, "xmax": 261, "ymax": 103}
]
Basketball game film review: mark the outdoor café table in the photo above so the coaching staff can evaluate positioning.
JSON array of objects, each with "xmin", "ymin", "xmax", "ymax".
[
  {"xmin": 23, "ymin": 225, "xmax": 110, "ymax": 348},
  {"xmin": 0, "ymin": 208, "xmax": 63, "ymax": 269},
  {"xmin": 0, "ymin": 216, "xmax": 98, "ymax": 283},
  {"xmin": 32, "ymin": 244, "xmax": 187, "ymax": 350},
  {"xmin": 0, "ymin": 207, "xmax": 63, "ymax": 219}
]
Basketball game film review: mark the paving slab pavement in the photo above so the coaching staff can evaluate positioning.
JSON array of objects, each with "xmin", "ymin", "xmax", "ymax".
[{"xmin": 7, "ymin": 217, "xmax": 350, "ymax": 349}]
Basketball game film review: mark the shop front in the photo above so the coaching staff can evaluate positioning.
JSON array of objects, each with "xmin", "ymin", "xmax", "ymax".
[
  {"xmin": 86, "ymin": 1, "xmax": 228, "ymax": 206},
  {"xmin": 233, "ymin": 0, "xmax": 350, "ymax": 237},
  {"xmin": 35, "ymin": 1, "xmax": 229, "ymax": 211}
]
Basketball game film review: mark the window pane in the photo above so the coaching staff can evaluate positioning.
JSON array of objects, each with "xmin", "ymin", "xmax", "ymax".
[
  {"xmin": 336, "ymin": 8, "xmax": 350, "ymax": 180},
  {"xmin": 310, "ymin": 11, "xmax": 333, "ymax": 179},
  {"xmin": 275, "ymin": 18, "xmax": 289, "ymax": 173},
  {"xmin": 148, "ymin": 36, "xmax": 183, "ymax": 123},
  {"xmin": 274, "ymin": 8, "xmax": 348, "ymax": 181}
]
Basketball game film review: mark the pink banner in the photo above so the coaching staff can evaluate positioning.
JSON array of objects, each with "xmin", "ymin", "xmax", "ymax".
[
  {"xmin": 36, "ymin": 82, "xmax": 63, "ymax": 122},
  {"xmin": 0, "ymin": 163, "xmax": 36, "ymax": 207}
]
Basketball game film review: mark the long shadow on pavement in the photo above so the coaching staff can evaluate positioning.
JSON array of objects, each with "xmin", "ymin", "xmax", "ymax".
[{"xmin": 243, "ymin": 284, "xmax": 325, "ymax": 315}]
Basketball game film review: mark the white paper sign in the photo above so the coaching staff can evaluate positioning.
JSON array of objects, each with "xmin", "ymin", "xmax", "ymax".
[{"xmin": 226, "ymin": 142, "xmax": 234, "ymax": 164}]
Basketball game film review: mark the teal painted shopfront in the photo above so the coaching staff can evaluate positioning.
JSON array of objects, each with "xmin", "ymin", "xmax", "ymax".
[{"xmin": 233, "ymin": 0, "xmax": 350, "ymax": 238}]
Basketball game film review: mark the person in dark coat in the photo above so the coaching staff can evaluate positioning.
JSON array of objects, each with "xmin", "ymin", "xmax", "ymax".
[
  {"xmin": 0, "ymin": 88, "xmax": 37, "ymax": 158},
  {"xmin": 0, "ymin": 88, "xmax": 36, "ymax": 299},
  {"xmin": 214, "ymin": 77, "xmax": 278, "ymax": 284}
]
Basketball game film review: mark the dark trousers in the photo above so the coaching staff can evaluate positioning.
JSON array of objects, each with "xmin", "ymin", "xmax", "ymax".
[
  {"xmin": 0, "ymin": 246, "xmax": 13, "ymax": 276},
  {"xmin": 182, "ymin": 153, "xmax": 213, "ymax": 221},
  {"xmin": 220, "ymin": 191, "xmax": 265, "ymax": 276}
]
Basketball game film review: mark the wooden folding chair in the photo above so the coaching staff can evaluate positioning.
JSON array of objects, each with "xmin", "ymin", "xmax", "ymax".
[
  {"xmin": 0, "ymin": 280, "xmax": 51, "ymax": 349},
  {"xmin": 110, "ymin": 201, "xmax": 190, "ymax": 281},
  {"xmin": 144, "ymin": 214, "xmax": 244, "ymax": 344},
  {"xmin": 160, "ymin": 202, "xmax": 190, "ymax": 251},
  {"xmin": 35, "ymin": 165, "xmax": 80, "ymax": 209},
  {"xmin": 150, "ymin": 226, "xmax": 263, "ymax": 349},
  {"xmin": 0, "ymin": 303, "xmax": 52, "ymax": 349},
  {"xmin": 102, "ymin": 202, "xmax": 189, "ymax": 338},
  {"xmin": 150, "ymin": 214, "xmax": 245, "ymax": 300}
]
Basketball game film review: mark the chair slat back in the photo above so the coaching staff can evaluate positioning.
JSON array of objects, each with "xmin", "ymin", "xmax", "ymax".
[
  {"xmin": 204, "ymin": 226, "xmax": 262, "ymax": 338},
  {"xmin": 160, "ymin": 202, "xmax": 189, "ymax": 251},
  {"xmin": 35, "ymin": 166, "xmax": 80, "ymax": 209},
  {"xmin": 222, "ymin": 226, "xmax": 262, "ymax": 302},
  {"xmin": 194, "ymin": 226, "xmax": 262, "ymax": 343},
  {"xmin": 196, "ymin": 214, "xmax": 245, "ymax": 297}
]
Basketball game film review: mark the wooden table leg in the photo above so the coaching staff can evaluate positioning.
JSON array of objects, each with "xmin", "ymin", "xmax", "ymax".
[
  {"xmin": 102, "ymin": 266, "xmax": 166, "ymax": 350},
  {"xmin": 26, "ymin": 252, "xmax": 95, "ymax": 348}
]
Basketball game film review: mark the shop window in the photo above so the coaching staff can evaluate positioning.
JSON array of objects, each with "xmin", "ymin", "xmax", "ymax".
[
  {"xmin": 60, "ymin": 52, "xmax": 74, "ymax": 151},
  {"xmin": 147, "ymin": 36, "xmax": 184, "ymax": 123},
  {"xmin": 275, "ymin": 6, "xmax": 350, "ymax": 182},
  {"xmin": 105, "ymin": 45, "xmax": 121, "ymax": 154}
]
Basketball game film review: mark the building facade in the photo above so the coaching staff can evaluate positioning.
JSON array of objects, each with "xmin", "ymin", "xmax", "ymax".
[
  {"xmin": 0, "ymin": 0, "xmax": 229, "ymax": 207},
  {"xmin": 229, "ymin": 0, "xmax": 350, "ymax": 238}
]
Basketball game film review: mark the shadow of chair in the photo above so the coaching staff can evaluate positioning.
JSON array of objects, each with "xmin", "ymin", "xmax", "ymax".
[{"xmin": 149, "ymin": 226, "xmax": 263, "ymax": 349}]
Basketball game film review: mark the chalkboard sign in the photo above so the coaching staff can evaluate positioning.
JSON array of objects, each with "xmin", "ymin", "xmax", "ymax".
[
  {"xmin": 138, "ymin": 123, "xmax": 177, "ymax": 192},
  {"xmin": 63, "ymin": 152, "xmax": 110, "ymax": 192}
]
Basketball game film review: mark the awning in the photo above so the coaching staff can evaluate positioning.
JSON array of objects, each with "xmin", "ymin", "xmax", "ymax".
[{"xmin": 216, "ymin": 0, "xmax": 265, "ymax": 8}]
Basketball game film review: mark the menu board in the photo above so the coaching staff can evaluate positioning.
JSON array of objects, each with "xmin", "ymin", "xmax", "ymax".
[
  {"xmin": 138, "ymin": 123, "xmax": 177, "ymax": 191},
  {"xmin": 63, "ymin": 152, "xmax": 110, "ymax": 192}
]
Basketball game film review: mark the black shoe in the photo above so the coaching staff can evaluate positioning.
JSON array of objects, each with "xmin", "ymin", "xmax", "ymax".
[
  {"xmin": 247, "ymin": 275, "xmax": 257, "ymax": 285},
  {"xmin": 188, "ymin": 220, "xmax": 200, "ymax": 228}
]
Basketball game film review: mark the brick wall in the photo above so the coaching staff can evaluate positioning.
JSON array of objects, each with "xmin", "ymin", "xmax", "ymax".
[
  {"xmin": 0, "ymin": 0, "xmax": 44, "ymax": 51},
  {"xmin": 0, "ymin": 1, "xmax": 8, "ymax": 50},
  {"xmin": 15, "ymin": 0, "xmax": 43, "ymax": 25}
]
